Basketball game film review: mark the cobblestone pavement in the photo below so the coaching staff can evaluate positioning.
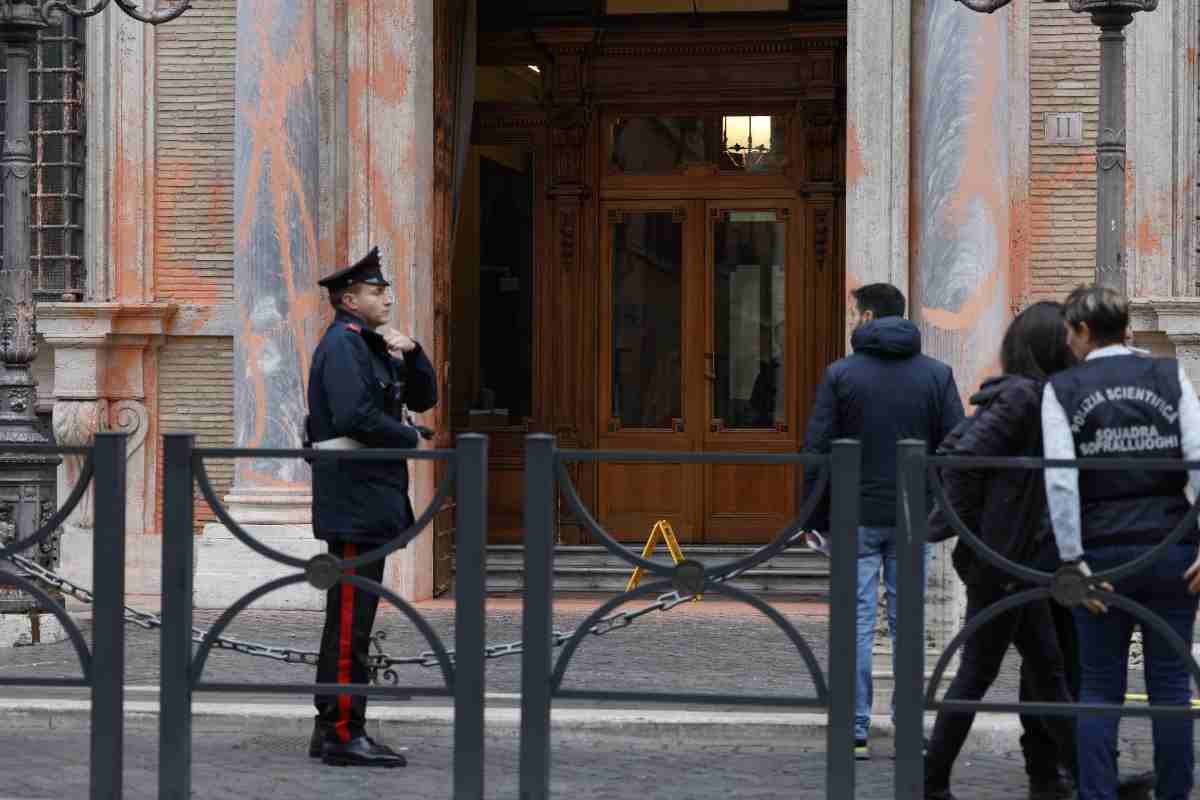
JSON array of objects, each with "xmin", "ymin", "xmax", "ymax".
[
  {"xmin": 0, "ymin": 596, "xmax": 1176, "ymax": 797},
  {"xmin": 1, "ymin": 723, "xmax": 1047, "ymax": 800}
]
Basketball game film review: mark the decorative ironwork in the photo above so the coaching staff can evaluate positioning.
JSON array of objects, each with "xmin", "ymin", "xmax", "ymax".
[
  {"xmin": 40, "ymin": 0, "xmax": 191, "ymax": 26},
  {"xmin": 956, "ymin": 0, "xmax": 1158, "ymax": 299},
  {"xmin": 0, "ymin": 3, "xmax": 84, "ymax": 299},
  {"xmin": 0, "ymin": 0, "xmax": 187, "ymax": 619}
]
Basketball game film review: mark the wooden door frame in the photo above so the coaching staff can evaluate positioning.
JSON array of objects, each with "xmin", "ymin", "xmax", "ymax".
[{"xmin": 465, "ymin": 20, "xmax": 846, "ymax": 547}]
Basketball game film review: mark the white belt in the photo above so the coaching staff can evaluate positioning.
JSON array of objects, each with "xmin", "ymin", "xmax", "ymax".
[{"xmin": 312, "ymin": 436, "xmax": 364, "ymax": 450}]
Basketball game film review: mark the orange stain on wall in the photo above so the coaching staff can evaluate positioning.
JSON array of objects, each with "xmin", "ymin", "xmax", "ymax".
[
  {"xmin": 845, "ymin": 124, "xmax": 868, "ymax": 188},
  {"xmin": 233, "ymin": 6, "xmax": 323, "ymax": 456}
]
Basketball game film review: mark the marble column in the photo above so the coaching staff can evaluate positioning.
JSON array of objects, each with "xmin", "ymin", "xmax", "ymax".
[
  {"xmin": 195, "ymin": 0, "xmax": 324, "ymax": 609},
  {"xmin": 345, "ymin": 0, "xmax": 436, "ymax": 601},
  {"xmin": 845, "ymin": 0, "xmax": 911, "ymax": 342},
  {"xmin": 910, "ymin": 0, "xmax": 1016, "ymax": 672}
]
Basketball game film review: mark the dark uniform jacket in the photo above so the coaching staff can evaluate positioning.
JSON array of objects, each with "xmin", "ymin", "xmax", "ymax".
[
  {"xmin": 801, "ymin": 316, "xmax": 964, "ymax": 530},
  {"xmin": 1049, "ymin": 354, "xmax": 1191, "ymax": 547},
  {"xmin": 307, "ymin": 311, "xmax": 437, "ymax": 542},
  {"xmin": 928, "ymin": 375, "xmax": 1050, "ymax": 588}
]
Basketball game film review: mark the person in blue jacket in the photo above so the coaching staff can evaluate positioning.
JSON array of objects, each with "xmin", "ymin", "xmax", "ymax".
[
  {"xmin": 801, "ymin": 283, "xmax": 965, "ymax": 759},
  {"xmin": 305, "ymin": 247, "xmax": 437, "ymax": 767}
]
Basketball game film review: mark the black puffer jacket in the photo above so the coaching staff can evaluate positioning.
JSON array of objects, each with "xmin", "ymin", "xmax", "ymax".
[
  {"xmin": 929, "ymin": 374, "xmax": 1050, "ymax": 588},
  {"xmin": 802, "ymin": 317, "xmax": 964, "ymax": 530}
]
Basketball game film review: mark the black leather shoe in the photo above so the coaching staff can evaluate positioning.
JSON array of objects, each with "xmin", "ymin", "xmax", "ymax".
[
  {"xmin": 1116, "ymin": 771, "xmax": 1154, "ymax": 800},
  {"xmin": 321, "ymin": 735, "xmax": 407, "ymax": 768},
  {"xmin": 308, "ymin": 725, "xmax": 325, "ymax": 759},
  {"xmin": 1029, "ymin": 775, "xmax": 1074, "ymax": 800},
  {"xmin": 925, "ymin": 788, "xmax": 957, "ymax": 800}
]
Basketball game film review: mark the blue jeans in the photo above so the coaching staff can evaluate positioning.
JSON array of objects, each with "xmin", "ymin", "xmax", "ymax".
[
  {"xmin": 1072, "ymin": 543, "xmax": 1200, "ymax": 800},
  {"xmin": 855, "ymin": 525, "xmax": 930, "ymax": 740}
]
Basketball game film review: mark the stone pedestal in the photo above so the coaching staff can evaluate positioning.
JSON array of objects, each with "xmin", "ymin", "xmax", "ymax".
[
  {"xmin": 41, "ymin": 303, "xmax": 172, "ymax": 608},
  {"xmin": 0, "ymin": 612, "xmax": 66, "ymax": 648},
  {"xmin": 197, "ymin": 487, "xmax": 324, "ymax": 610},
  {"xmin": 1130, "ymin": 298, "xmax": 1200, "ymax": 384}
]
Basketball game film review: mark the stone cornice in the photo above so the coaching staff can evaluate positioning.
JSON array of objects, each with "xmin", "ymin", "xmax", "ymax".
[
  {"xmin": 1129, "ymin": 297, "xmax": 1200, "ymax": 336},
  {"xmin": 37, "ymin": 302, "xmax": 179, "ymax": 340}
]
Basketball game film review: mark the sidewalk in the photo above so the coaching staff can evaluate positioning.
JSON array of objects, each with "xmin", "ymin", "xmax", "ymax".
[{"xmin": 0, "ymin": 597, "xmax": 1169, "ymax": 798}]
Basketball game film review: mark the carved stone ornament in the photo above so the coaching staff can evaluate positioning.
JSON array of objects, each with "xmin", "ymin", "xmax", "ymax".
[
  {"xmin": 955, "ymin": 0, "xmax": 1157, "ymax": 12},
  {"xmin": 111, "ymin": 399, "xmax": 149, "ymax": 457},
  {"xmin": 1096, "ymin": 127, "xmax": 1126, "ymax": 172},
  {"xmin": 51, "ymin": 399, "xmax": 108, "ymax": 528}
]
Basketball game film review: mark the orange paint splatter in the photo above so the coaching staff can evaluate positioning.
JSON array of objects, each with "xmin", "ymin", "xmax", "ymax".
[
  {"xmin": 921, "ymin": 270, "xmax": 1002, "ymax": 332},
  {"xmin": 1136, "ymin": 211, "xmax": 1164, "ymax": 257},
  {"xmin": 845, "ymin": 124, "xmax": 868, "ymax": 188}
]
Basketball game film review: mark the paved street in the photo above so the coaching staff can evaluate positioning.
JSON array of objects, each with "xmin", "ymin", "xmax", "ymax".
[
  {"xmin": 0, "ymin": 723, "xmax": 1045, "ymax": 800},
  {"xmin": 0, "ymin": 597, "xmax": 1176, "ymax": 798}
]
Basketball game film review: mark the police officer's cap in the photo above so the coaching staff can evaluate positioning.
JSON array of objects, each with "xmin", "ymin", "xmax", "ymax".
[{"xmin": 317, "ymin": 247, "xmax": 391, "ymax": 293}]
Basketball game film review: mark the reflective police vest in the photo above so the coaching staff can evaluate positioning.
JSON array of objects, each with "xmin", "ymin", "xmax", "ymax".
[{"xmin": 1048, "ymin": 354, "xmax": 1192, "ymax": 546}]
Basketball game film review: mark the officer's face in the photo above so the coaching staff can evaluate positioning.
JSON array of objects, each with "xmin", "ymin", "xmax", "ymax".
[{"xmin": 343, "ymin": 284, "xmax": 392, "ymax": 328}]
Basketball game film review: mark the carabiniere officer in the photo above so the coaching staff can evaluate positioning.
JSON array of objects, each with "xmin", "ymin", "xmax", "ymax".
[{"xmin": 305, "ymin": 246, "xmax": 437, "ymax": 767}]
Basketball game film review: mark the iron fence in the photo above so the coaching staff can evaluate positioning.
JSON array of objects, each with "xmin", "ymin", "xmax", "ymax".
[
  {"xmin": 896, "ymin": 439, "xmax": 1200, "ymax": 800},
  {"xmin": 516, "ymin": 433, "xmax": 864, "ymax": 800},
  {"xmin": 0, "ymin": 433, "xmax": 126, "ymax": 799},
  {"xmin": 157, "ymin": 433, "xmax": 489, "ymax": 800}
]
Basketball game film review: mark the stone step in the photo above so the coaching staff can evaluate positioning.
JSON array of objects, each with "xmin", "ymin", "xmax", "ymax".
[{"xmin": 470, "ymin": 544, "xmax": 831, "ymax": 598}]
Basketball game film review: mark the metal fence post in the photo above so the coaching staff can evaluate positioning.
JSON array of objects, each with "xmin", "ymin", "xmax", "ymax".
[
  {"xmin": 827, "ymin": 439, "xmax": 860, "ymax": 798},
  {"xmin": 159, "ymin": 434, "xmax": 195, "ymax": 800},
  {"xmin": 91, "ymin": 432, "xmax": 128, "ymax": 800},
  {"xmin": 455, "ymin": 434, "xmax": 488, "ymax": 800},
  {"xmin": 519, "ymin": 434, "xmax": 556, "ymax": 800},
  {"xmin": 895, "ymin": 440, "xmax": 928, "ymax": 800}
]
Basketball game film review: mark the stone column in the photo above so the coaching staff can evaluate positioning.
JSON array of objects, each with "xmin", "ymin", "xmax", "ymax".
[
  {"xmin": 194, "ymin": 0, "xmax": 324, "ymax": 609},
  {"xmin": 845, "ymin": 0, "xmax": 911, "ymax": 341},
  {"xmin": 345, "ymin": 0, "xmax": 436, "ymax": 601},
  {"xmin": 908, "ymin": 0, "xmax": 1016, "ymax": 688},
  {"xmin": 1126, "ymin": 0, "xmax": 1197, "ymax": 298}
]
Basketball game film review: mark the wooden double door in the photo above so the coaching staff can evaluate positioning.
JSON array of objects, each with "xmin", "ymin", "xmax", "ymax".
[{"xmin": 596, "ymin": 196, "xmax": 833, "ymax": 545}]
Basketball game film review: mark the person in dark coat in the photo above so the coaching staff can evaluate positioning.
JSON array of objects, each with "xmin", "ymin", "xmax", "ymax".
[
  {"xmin": 801, "ymin": 282, "xmax": 964, "ymax": 759},
  {"xmin": 305, "ymin": 247, "xmax": 437, "ymax": 767},
  {"xmin": 923, "ymin": 301, "xmax": 1078, "ymax": 800}
]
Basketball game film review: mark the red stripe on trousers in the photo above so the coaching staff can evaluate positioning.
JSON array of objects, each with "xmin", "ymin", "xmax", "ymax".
[{"xmin": 335, "ymin": 543, "xmax": 357, "ymax": 743}]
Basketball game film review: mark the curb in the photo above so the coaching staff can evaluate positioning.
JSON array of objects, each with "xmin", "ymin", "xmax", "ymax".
[{"xmin": 0, "ymin": 697, "xmax": 1034, "ymax": 754}]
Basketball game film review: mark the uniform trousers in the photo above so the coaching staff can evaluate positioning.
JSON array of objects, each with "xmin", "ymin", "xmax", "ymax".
[{"xmin": 313, "ymin": 540, "xmax": 387, "ymax": 743}]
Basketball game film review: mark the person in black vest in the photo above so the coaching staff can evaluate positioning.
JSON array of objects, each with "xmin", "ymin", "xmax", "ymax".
[
  {"xmin": 1043, "ymin": 285, "xmax": 1200, "ymax": 800},
  {"xmin": 305, "ymin": 247, "xmax": 437, "ymax": 767},
  {"xmin": 923, "ymin": 301, "xmax": 1077, "ymax": 800}
]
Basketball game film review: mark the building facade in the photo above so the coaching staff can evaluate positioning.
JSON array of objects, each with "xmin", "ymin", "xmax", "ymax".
[{"xmin": 19, "ymin": 1, "xmax": 1198, "ymax": 624}]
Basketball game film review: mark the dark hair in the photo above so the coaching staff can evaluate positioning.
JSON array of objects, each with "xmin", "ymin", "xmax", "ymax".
[
  {"xmin": 1063, "ymin": 285, "xmax": 1128, "ymax": 346},
  {"xmin": 328, "ymin": 284, "xmax": 357, "ymax": 311},
  {"xmin": 1000, "ymin": 301, "xmax": 1073, "ymax": 380},
  {"xmin": 851, "ymin": 283, "xmax": 905, "ymax": 319}
]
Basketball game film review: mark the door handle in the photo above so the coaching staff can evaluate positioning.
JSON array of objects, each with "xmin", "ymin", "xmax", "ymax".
[{"xmin": 704, "ymin": 352, "xmax": 717, "ymax": 381}]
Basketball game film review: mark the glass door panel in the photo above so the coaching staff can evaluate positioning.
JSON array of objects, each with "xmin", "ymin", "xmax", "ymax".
[
  {"xmin": 609, "ymin": 208, "xmax": 686, "ymax": 432},
  {"xmin": 598, "ymin": 202, "xmax": 700, "ymax": 544},
  {"xmin": 701, "ymin": 202, "xmax": 797, "ymax": 544},
  {"xmin": 708, "ymin": 207, "xmax": 789, "ymax": 435}
]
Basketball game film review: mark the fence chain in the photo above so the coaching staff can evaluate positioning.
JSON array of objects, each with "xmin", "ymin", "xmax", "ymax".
[{"xmin": 1, "ymin": 550, "xmax": 753, "ymax": 685}]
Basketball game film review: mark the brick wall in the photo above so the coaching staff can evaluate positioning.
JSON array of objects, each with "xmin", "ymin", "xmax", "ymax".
[
  {"xmin": 1029, "ymin": 2, "xmax": 1099, "ymax": 301},
  {"xmin": 155, "ymin": 0, "xmax": 236, "ymax": 303},
  {"xmin": 157, "ymin": 337, "xmax": 235, "ymax": 532}
]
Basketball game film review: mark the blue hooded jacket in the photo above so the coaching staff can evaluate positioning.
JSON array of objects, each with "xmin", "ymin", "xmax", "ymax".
[{"xmin": 801, "ymin": 316, "xmax": 964, "ymax": 530}]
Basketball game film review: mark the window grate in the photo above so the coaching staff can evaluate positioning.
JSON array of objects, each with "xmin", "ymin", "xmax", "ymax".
[{"xmin": 0, "ymin": 6, "xmax": 86, "ymax": 301}]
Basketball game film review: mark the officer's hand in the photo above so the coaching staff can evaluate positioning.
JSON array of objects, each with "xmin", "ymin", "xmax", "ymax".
[
  {"xmin": 1183, "ymin": 552, "xmax": 1200, "ymax": 594},
  {"xmin": 380, "ymin": 328, "xmax": 416, "ymax": 355},
  {"xmin": 1074, "ymin": 560, "xmax": 1112, "ymax": 615}
]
